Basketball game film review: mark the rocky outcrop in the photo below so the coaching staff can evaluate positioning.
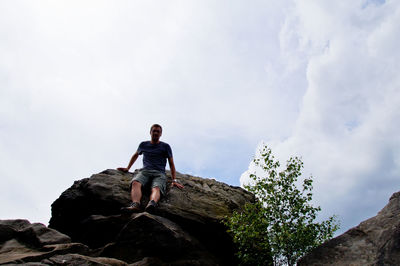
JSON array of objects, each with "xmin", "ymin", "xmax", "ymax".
[
  {"xmin": 299, "ymin": 191, "xmax": 400, "ymax": 266},
  {"xmin": 0, "ymin": 169, "xmax": 253, "ymax": 265},
  {"xmin": 0, "ymin": 219, "xmax": 115, "ymax": 265}
]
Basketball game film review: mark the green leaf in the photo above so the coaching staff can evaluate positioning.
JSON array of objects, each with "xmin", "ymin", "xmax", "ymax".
[{"xmin": 224, "ymin": 144, "xmax": 340, "ymax": 266}]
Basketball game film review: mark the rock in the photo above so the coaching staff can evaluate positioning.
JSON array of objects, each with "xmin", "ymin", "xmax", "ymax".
[
  {"xmin": 129, "ymin": 257, "xmax": 166, "ymax": 266},
  {"xmin": 1, "ymin": 170, "xmax": 253, "ymax": 265},
  {"xmin": 49, "ymin": 169, "xmax": 254, "ymax": 265},
  {"xmin": 0, "ymin": 237, "xmax": 89, "ymax": 264},
  {"xmin": 48, "ymin": 171, "xmax": 132, "ymax": 239},
  {"xmin": 41, "ymin": 254, "xmax": 128, "ymax": 265},
  {"xmin": 2, "ymin": 219, "xmax": 70, "ymax": 246},
  {"xmin": 4, "ymin": 170, "xmax": 400, "ymax": 265},
  {"xmin": 77, "ymin": 214, "xmax": 130, "ymax": 248},
  {"xmin": 0, "ymin": 219, "xmax": 130, "ymax": 265},
  {"xmin": 98, "ymin": 212, "xmax": 217, "ymax": 264},
  {"xmin": 0, "ymin": 219, "xmax": 80, "ymax": 264},
  {"xmin": 299, "ymin": 191, "xmax": 400, "ymax": 266}
]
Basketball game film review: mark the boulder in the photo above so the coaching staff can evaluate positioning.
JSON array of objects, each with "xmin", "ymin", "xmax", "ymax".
[
  {"xmin": 299, "ymin": 191, "xmax": 400, "ymax": 265},
  {"xmin": 0, "ymin": 219, "xmax": 90, "ymax": 264},
  {"xmin": 0, "ymin": 219, "xmax": 70, "ymax": 246},
  {"xmin": 48, "ymin": 169, "xmax": 254, "ymax": 265},
  {"xmin": 4, "ymin": 168, "xmax": 400, "ymax": 265},
  {"xmin": 98, "ymin": 213, "xmax": 217, "ymax": 264}
]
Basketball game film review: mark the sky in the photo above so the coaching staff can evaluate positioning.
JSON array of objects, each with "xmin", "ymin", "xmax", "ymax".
[{"xmin": 1, "ymin": 0, "xmax": 399, "ymax": 235}]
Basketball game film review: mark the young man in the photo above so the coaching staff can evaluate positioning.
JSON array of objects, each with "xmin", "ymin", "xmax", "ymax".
[{"xmin": 117, "ymin": 124, "xmax": 184, "ymax": 213}]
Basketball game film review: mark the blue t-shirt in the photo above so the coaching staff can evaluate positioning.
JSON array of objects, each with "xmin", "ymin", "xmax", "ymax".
[{"xmin": 137, "ymin": 141, "xmax": 173, "ymax": 173}]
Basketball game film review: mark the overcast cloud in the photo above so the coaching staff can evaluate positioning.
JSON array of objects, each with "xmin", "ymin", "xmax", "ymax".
[{"xmin": 1, "ymin": 0, "xmax": 399, "ymax": 234}]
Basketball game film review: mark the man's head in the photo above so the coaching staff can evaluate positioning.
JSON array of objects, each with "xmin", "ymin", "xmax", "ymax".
[
  {"xmin": 150, "ymin": 124, "xmax": 162, "ymax": 143},
  {"xmin": 150, "ymin": 124, "xmax": 162, "ymax": 133}
]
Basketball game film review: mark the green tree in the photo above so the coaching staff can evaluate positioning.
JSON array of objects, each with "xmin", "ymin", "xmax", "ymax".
[{"xmin": 225, "ymin": 145, "xmax": 339, "ymax": 266}]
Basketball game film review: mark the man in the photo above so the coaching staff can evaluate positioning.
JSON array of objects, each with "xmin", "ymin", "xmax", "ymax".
[{"xmin": 117, "ymin": 124, "xmax": 184, "ymax": 213}]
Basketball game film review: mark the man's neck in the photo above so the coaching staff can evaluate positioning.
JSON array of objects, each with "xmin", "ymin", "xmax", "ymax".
[{"xmin": 151, "ymin": 140, "xmax": 160, "ymax": 144}]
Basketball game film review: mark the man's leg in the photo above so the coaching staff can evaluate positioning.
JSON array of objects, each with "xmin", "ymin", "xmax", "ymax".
[
  {"xmin": 145, "ymin": 171, "xmax": 166, "ymax": 214},
  {"xmin": 150, "ymin": 187, "xmax": 161, "ymax": 203},
  {"xmin": 145, "ymin": 186, "xmax": 161, "ymax": 214},
  {"xmin": 149, "ymin": 171, "xmax": 166, "ymax": 203},
  {"xmin": 121, "ymin": 180, "xmax": 143, "ymax": 212},
  {"xmin": 131, "ymin": 180, "xmax": 142, "ymax": 203}
]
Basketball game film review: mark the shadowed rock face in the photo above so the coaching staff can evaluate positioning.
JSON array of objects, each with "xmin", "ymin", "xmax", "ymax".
[
  {"xmin": 46, "ymin": 169, "xmax": 254, "ymax": 265},
  {"xmin": 0, "ymin": 219, "xmax": 95, "ymax": 265},
  {"xmin": 299, "ymin": 191, "xmax": 400, "ymax": 266}
]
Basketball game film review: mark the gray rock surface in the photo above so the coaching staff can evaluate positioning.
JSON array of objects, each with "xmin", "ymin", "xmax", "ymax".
[
  {"xmin": 98, "ymin": 212, "xmax": 217, "ymax": 264},
  {"xmin": 0, "ymin": 219, "xmax": 90, "ymax": 264},
  {"xmin": 3, "ymin": 169, "xmax": 400, "ymax": 265},
  {"xmin": 299, "ymin": 191, "xmax": 400, "ymax": 266},
  {"xmin": 41, "ymin": 254, "xmax": 128, "ymax": 265},
  {"xmin": 0, "ymin": 219, "xmax": 70, "ymax": 246},
  {"xmin": 0, "ymin": 169, "xmax": 253, "ymax": 265}
]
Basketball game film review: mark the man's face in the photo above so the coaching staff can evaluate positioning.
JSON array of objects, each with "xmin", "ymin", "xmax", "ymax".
[{"xmin": 150, "ymin": 127, "xmax": 162, "ymax": 142}]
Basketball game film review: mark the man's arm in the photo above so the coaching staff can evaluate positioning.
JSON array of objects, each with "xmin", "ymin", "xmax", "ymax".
[
  {"xmin": 117, "ymin": 151, "xmax": 139, "ymax": 172},
  {"xmin": 168, "ymin": 157, "xmax": 184, "ymax": 189}
]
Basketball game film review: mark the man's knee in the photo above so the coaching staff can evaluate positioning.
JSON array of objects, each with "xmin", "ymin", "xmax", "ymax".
[
  {"xmin": 131, "ymin": 180, "xmax": 142, "ymax": 190},
  {"xmin": 151, "ymin": 186, "xmax": 160, "ymax": 193}
]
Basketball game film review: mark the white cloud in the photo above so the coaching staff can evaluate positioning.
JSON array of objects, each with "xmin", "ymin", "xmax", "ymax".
[
  {"xmin": 0, "ymin": 0, "xmax": 294, "ymax": 224},
  {"xmin": 242, "ymin": 0, "xmax": 400, "ymax": 233}
]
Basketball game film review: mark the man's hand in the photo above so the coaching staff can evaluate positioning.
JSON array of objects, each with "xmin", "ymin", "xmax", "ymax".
[
  {"xmin": 117, "ymin": 167, "xmax": 129, "ymax": 173},
  {"xmin": 118, "ymin": 152, "xmax": 139, "ymax": 173},
  {"xmin": 171, "ymin": 180, "xmax": 184, "ymax": 189}
]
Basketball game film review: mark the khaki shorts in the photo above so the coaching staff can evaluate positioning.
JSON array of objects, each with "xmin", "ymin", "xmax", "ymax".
[{"xmin": 131, "ymin": 169, "xmax": 167, "ymax": 196}]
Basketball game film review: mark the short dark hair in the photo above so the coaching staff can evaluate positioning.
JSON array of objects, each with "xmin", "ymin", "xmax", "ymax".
[{"xmin": 150, "ymin": 124, "xmax": 162, "ymax": 132}]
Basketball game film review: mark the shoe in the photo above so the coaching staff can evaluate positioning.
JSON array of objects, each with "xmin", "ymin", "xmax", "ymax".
[
  {"xmin": 121, "ymin": 202, "xmax": 141, "ymax": 213},
  {"xmin": 145, "ymin": 200, "xmax": 158, "ymax": 214}
]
